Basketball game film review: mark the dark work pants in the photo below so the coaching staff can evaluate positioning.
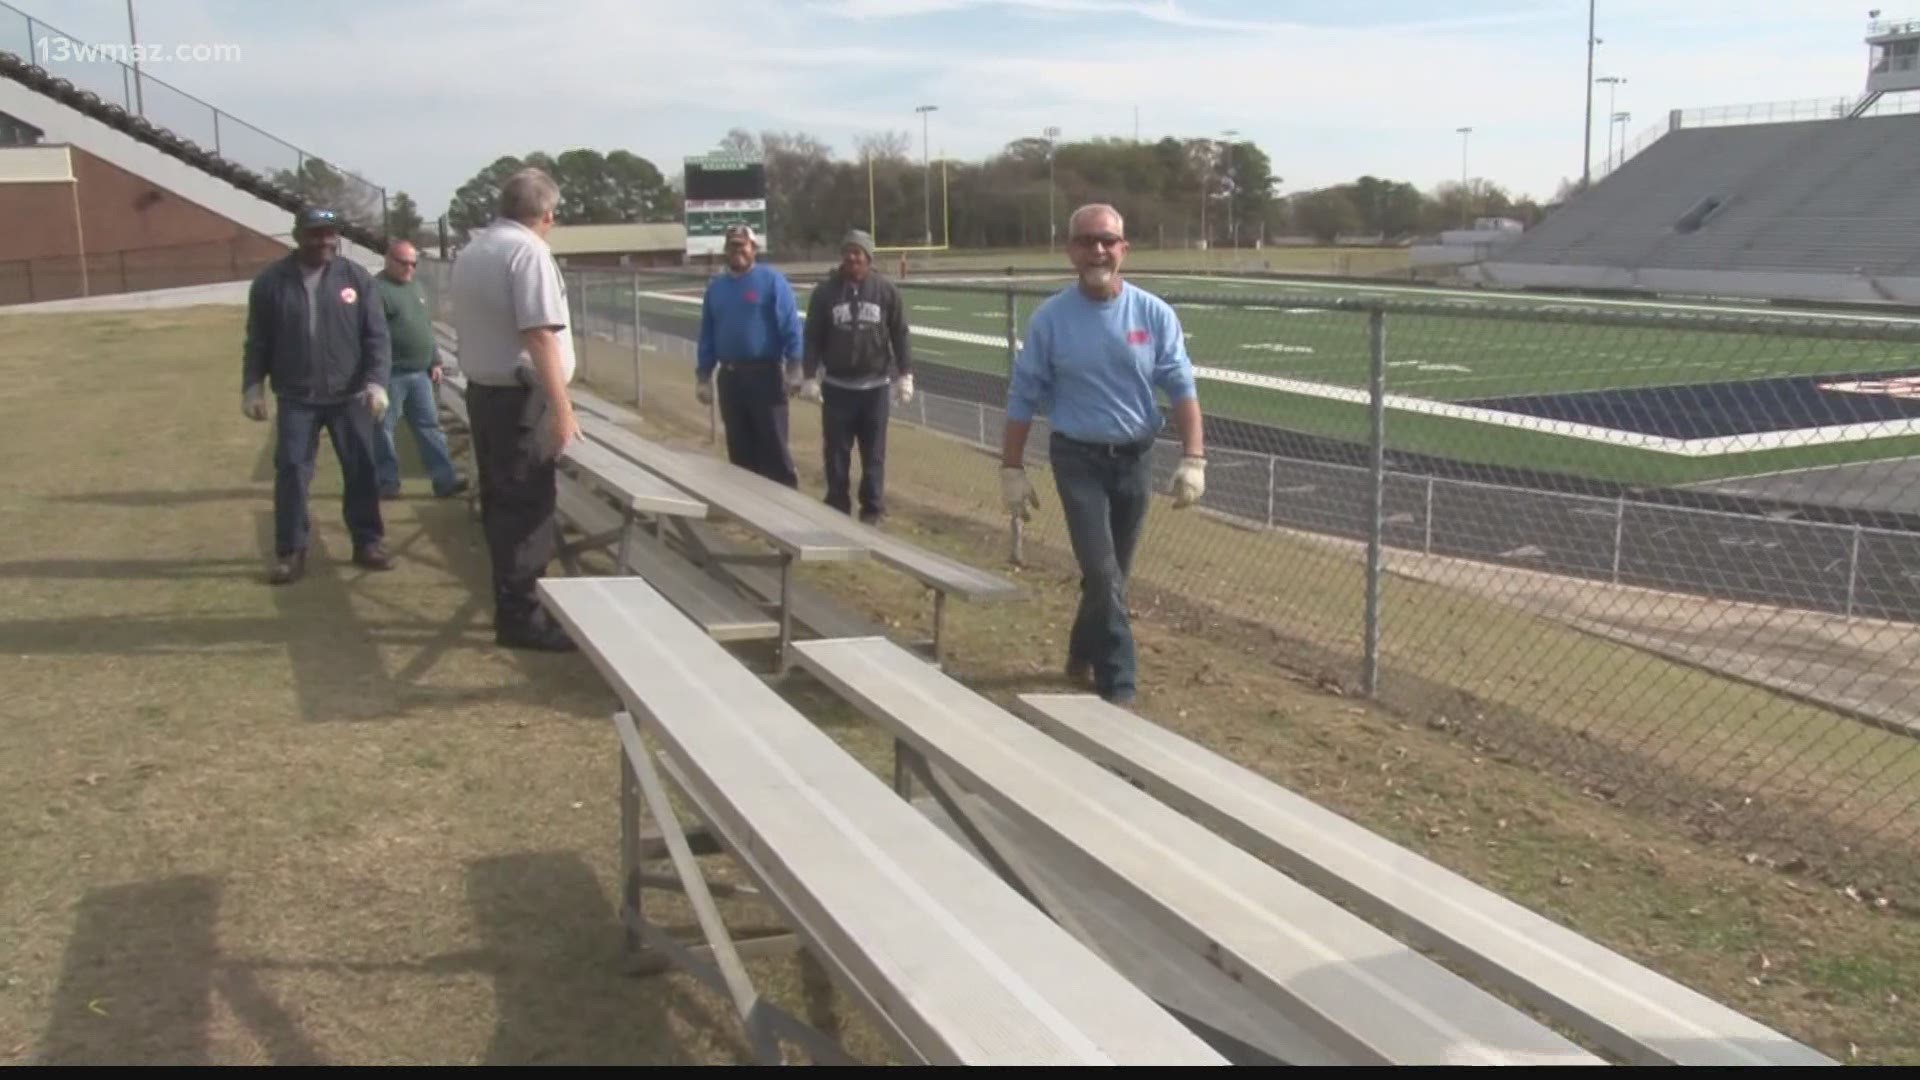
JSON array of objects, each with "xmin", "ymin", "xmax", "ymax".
[
  {"xmin": 717, "ymin": 363, "xmax": 798, "ymax": 488},
  {"xmin": 1050, "ymin": 432, "xmax": 1154, "ymax": 701},
  {"xmin": 467, "ymin": 382, "xmax": 560, "ymax": 631},
  {"xmin": 274, "ymin": 396, "xmax": 383, "ymax": 557},
  {"xmin": 821, "ymin": 383, "xmax": 890, "ymax": 519}
]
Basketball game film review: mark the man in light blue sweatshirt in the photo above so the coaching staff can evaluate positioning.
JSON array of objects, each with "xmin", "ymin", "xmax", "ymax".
[
  {"xmin": 696, "ymin": 225, "xmax": 806, "ymax": 487},
  {"xmin": 1000, "ymin": 203, "xmax": 1208, "ymax": 708}
]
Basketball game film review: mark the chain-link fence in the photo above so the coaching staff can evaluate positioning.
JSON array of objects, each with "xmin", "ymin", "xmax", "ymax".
[
  {"xmin": 1, "ymin": 0, "xmax": 388, "ymax": 234},
  {"xmin": 419, "ymin": 257, "xmax": 1920, "ymax": 885}
]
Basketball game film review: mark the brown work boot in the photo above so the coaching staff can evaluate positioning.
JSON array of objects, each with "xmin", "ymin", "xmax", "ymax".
[
  {"xmin": 352, "ymin": 542, "xmax": 396, "ymax": 571},
  {"xmin": 268, "ymin": 550, "xmax": 306, "ymax": 585}
]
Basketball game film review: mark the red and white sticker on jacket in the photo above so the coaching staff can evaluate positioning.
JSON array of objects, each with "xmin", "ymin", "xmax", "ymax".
[{"xmin": 339, "ymin": 286, "xmax": 358, "ymax": 305}]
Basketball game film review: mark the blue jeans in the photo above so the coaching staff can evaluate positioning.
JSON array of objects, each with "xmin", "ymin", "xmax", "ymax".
[
  {"xmin": 1050, "ymin": 432, "xmax": 1153, "ymax": 701},
  {"xmin": 274, "ymin": 396, "xmax": 383, "ymax": 557},
  {"xmin": 374, "ymin": 370, "xmax": 460, "ymax": 495}
]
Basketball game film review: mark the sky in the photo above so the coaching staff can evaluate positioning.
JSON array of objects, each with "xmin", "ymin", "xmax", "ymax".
[{"xmin": 18, "ymin": 0, "xmax": 1889, "ymax": 216}]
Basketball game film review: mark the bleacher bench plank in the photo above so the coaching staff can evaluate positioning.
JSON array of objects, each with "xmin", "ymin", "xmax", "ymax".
[
  {"xmin": 914, "ymin": 786, "xmax": 1346, "ymax": 1066},
  {"xmin": 570, "ymin": 384, "xmax": 643, "ymax": 426},
  {"xmin": 561, "ymin": 437, "xmax": 706, "ymax": 518},
  {"xmin": 716, "ymin": 465, "xmax": 1021, "ymax": 601},
  {"xmin": 555, "ymin": 482, "xmax": 777, "ymax": 643},
  {"xmin": 533, "ymin": 577, "xmax": 1228, "ymax": 1066},
  {"xmin": 792, "ymin": 637, "xmax": 1603, "ymax": 1067},
  {"xmin": 1013, "ymin": 694, "xmax": 1838, "ymax": 1067},
  {"xmin": 676, "ymin": 521, "xmax": 881, "ymax": 641},
  {"xmin": 577, "ymin": 414, "xmax": 864, "ymax": 561}
]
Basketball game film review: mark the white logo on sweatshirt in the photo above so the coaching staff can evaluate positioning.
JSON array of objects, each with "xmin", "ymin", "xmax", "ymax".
[{"xmin": 831, "ymin": 300, "xmax": 883, "ymax": 329}]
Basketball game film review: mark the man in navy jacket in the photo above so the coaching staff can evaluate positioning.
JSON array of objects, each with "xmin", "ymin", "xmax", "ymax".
[{"xmin": 241, "ymin": 206, "xmax": 394, "ymax": 584}]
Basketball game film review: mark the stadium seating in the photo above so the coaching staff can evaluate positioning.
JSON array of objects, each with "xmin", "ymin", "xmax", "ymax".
[
  {"xmin": 0, "ymin": 46, "xmax": 389, "ymax": 254},
  {"xmin": 1483, "ymin": 113, "xmax": 1920, "ymax": 302}
]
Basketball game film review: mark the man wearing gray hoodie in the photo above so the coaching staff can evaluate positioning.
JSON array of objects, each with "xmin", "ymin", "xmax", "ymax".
[{"xmin": 800, "ymin": 229, "xmax": 914, "ymax": 524}]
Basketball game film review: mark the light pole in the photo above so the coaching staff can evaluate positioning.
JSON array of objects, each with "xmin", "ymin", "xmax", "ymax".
[
  {"xmin": 125, "ymin": 0, "xmax": 144, "ymax": 117},
  {"xmin": 1582, "ymin": 0, "xmax": 1599, "ymax": 188},
  {"xmin": 1596, "ymin": 75, "xmax": 1627, "ymax": 172},
  {"xmin": 1044, "ymin": 125, "xmax": 1061, "ymax": 252},
  {"xmin": 1221, "ymin": 128, "xmax": 1239, "ymax": 249},
  {"xmin": 915, "ymin": 104, "xmax": 938, "ymax": 246},
  {"xmin": 1611, "ymin": 111, "xmax": 1631, "ymax": 172},
  {"xmin": 1456, "ymin": 126, "xmax": 1474, "ymax": 227}
]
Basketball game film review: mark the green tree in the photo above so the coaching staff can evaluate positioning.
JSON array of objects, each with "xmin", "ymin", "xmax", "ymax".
[
  {"xmin": 386, "ymin": 190, "xmax": 424, "ymax": 244},
  {"xmin": 1294, "ymin": 188, "xmax": 1362, "ymax": 243}
]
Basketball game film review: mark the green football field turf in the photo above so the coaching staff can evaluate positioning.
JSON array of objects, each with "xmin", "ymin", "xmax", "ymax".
[{"xmin": 621, "ymin": 272, "xmax": 1920, "ymax": 487}]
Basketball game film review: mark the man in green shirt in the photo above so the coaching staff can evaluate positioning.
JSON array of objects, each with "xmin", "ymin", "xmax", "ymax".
[{"xmin": 372, "ymin": 241, "xmax": 467, "ymax": 499}]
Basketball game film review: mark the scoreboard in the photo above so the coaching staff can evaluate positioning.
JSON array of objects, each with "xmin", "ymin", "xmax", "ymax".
[{"xmin": 684, "ymin": 155, "xmax": 768, "ymax": 256}]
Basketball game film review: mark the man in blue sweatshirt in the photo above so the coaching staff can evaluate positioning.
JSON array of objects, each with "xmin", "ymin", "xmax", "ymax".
[
  {"xmin": 696, "ymin": 225, "xmax": 806, "ymax": 487},
  {"xmin": 1000, "ymin": 203, "xmax": 1208, "ymax": 708}
]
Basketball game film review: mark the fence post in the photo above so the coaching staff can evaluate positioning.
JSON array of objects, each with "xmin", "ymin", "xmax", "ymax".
[
  {"xmin": 1265, "ymin": 455, "xmax": 1276, "ymax": 528},
  {"xmin": 213, "ymin": 111, "xmax": 222, "ymax": 156},
  {"xmin": 630, "ymin": 271, "xmax": 644, "ymax": 408},
  {"xmin": 976, "ymin": 402, "xmax": 987, "ymax": 447},
  {"xmin": 1003, "ymin": 272, "xmax": 1017, "ymax": 376},
  {"xmin": 572, "ymin": 271, "xmax": 587, "ymax": 383},
  {"xmin": 1362, "ymin": 309, "xmax": 1387, "ymax": 699},
  {"xmin": 1612, "ymin": 494, "xmax": 1626, "ymax": 584},
  {"xmin": 1423, "ymin": 475, "xmax": 1434, "ymax": 554},
  {"xmin": 1846, "ymin": 525, "xmax": 1862, "ymax": 618}
]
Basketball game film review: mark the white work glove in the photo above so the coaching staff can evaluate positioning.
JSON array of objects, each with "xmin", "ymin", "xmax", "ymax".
[
  {"xmin": 1171, "ymin": 455, "xmax": 1207, "ymax": 509},
  {"xmin": 363, "ymin": 383, "xmax": 389, "ymax": 422},
  {"xmin": 695, "ymin": 376, "xmax": 714, "ymax": 406},
  {"xmin": 785, "ymin": 361, "xmax": 805, "ymax": 398},
  {"xmin": 1001, "ymin": 466, "xmax": 1039, "ymax": 521},
  {"xmin": 892, "ymin": 373, "xmax": 915, "ymax": 405},
  {"xmin": 798, "ymin": 377, "xmax": 822, "ymax": 403},
  {"xmin": 241, "ymin": 383, "xmax": 269, "ymax": 422}
]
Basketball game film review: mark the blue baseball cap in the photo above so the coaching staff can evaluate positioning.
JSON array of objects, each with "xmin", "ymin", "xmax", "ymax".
[{"xmin": 294, "ymin": 206, "xmax": 343, "ymax": 232}]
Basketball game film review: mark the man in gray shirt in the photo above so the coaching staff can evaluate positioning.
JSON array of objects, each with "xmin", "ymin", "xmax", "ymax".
[{"xmin": 449, "ymin": 167, "xmax": 580, "ymax": 652}]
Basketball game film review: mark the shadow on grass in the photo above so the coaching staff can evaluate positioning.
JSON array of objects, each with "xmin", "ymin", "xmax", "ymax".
[
  {"xmin": 466, "ymin": 851, "xmax": 742, "ymax": 1065},
  {"xmin": 34, "ymin": 859, "xmax": 735, "ymax": 1064},
  {"xmin": 36, "ymin": 875, "xmax": 318, "ymax": 1066}
]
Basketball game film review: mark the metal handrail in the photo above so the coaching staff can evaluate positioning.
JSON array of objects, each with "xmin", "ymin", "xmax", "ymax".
[{"xmin": 1, "ymin": 0, "xmax": 385, "ymax": 224}]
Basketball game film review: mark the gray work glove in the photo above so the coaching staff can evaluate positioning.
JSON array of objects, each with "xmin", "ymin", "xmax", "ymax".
[
  {"xmin": 695, "ymin": 375, "xmax": 714, "ymax": 406},
  {"xmin": 242, "ymin": 383, "xmax": 270, "ymax": 422}
]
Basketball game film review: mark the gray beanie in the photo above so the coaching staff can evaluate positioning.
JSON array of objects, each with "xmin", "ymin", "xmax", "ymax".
[{"xmin": 841, "ymin": 229, "xmax": 876, "ymax": 258}]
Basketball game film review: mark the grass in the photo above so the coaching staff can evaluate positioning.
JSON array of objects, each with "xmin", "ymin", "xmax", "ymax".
[
  {"xmin": 621, "ymin": 271, "xmax": 1920, "ymax": 486},
  {"xmin": 5, "ymin": 301, "xmax": 1916, "ymax": 1063}
]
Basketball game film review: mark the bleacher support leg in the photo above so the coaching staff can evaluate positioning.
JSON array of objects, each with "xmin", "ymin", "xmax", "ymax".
[
  {"xmin": 777, "ymin": 557, "xmax": 795, "ymax": 676},
  {"xmin": 931, "ymin": 591, "xmax": 947, "ymax": 665}
]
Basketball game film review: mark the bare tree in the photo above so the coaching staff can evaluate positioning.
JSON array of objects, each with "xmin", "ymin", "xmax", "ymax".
[{"xmin": 854, "ymin": 129, "xmax": 912, "ymax": 163}]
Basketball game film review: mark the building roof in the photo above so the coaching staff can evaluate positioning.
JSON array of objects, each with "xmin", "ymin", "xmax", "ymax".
[{"xmin": 546, "ymin": 222, "xmax": 686, "ymax": 255}]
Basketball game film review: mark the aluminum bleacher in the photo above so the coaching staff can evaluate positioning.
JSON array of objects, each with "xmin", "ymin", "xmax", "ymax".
[{"xmin": 1480, "ymin": 113, "xmax": 1920, "ymax": 304}]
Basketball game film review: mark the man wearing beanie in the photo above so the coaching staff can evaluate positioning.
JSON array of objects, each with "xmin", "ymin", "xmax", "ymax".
[{"xmin": 799, "ymin": 229, "xmax": 914, "ymax": 524}]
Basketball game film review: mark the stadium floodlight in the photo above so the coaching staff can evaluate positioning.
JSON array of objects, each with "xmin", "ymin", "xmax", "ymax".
[
  {"xmin": 1456, "ymin": 126, "xmax": 1474, "ymax": 227},
  {"xmin": 915, "ymin": 105, "xmax": 939, "ymax": 246},
  {"xmin": 1596, "ymin": 75, "xmax": 1628, "ymax": 171},
  {"xmin": 1221, "ymin": 129, "xmax": 1240, "ymax": 248},
  {"xmin": 1044, "ymin": 126, "xmax": 1062, "ymax": 252}
]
